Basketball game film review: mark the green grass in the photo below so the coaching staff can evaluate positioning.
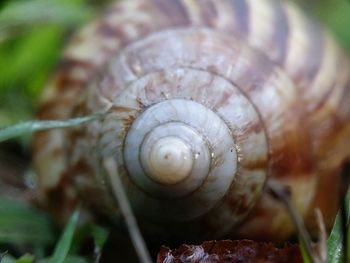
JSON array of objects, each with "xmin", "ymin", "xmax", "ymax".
[
  {"xmin": 0, "ymin": 113, "xmax": 104, "ymax": 143},
  {"xmin": 47, "ymin": 209, "xmax": 80, "ymax": 263},
  {"xmin": 0, "ymin": 198, "xmax": 109, "ymax": 262},
  {"xmin": 0, "ymin": 114, "xmax": 109, "ymax": 261},
  {"xmin": 0, "ymin": 0, "xmax": 95, "ymax": 126},
  {"xmin": 327, "ymin": 192, "xmax": 350, "ymax": 263},
  {"xmin": 0, "ymin": 198, "xmax": 54, "ymax": 246}
]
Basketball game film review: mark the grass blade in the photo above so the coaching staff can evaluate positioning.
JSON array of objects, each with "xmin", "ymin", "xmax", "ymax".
[
  {"xmin": 48, "ymin": 209, "xmax": 80, "ymax": 263},
  {"xmin": 14, "ymin": 254, "xmax": 34, "ymax": 263},
  {"xmin": 0, "ymin": 113, "xmax": 104, "ymax": 143},
  {"xmin": 0, "ymin": 0, "xmax": 93, "ymax": 41},
  {"xmin": 61, "ymin": 256, "xmax": 88, "ymax": 263},
  {"xmin": 327, "ymin": 191, "xmax": 350, "ymax": 263},
  {"xmin": 103, "ymin": 158, "xmax": 152, "ymax": 263},
  {"xmin": 299, "ymin": 239, "xmax": 313, "ymax": 263},
  {"xmin": 1, "ymin": 255, "xmax": 15, "ymax": 263},
  {"xmin": 90, "ymin": 224, "xmax": 109, "ymax": 262},
  {"xmin": 0, "ymin": 198, "xmax": 54, "ymax": 245}
]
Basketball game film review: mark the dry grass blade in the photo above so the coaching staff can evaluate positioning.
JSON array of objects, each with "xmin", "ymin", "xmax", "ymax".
[
  {"xmin": 314, "ymin": 209, "xmax": 327, "ymax": 262},
  {"xmin": 0, "ymin": 113, "xmax": 104, "ymax": 143},
  {"xmin": 267, "ymin": 181, "xmax": 323, "ymax": 263},
  {"xmin": 0, "ymin": 251, "xmax": 8, "ymax": 261},
  {"xmin": 103, "ymin": 157, "xmax": 152, "ymax": 263}
]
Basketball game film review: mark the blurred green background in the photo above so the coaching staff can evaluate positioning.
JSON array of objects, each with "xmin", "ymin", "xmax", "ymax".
[{"xmin": 0, "ymin": 0, "xmax": 112, "ymax": 127}]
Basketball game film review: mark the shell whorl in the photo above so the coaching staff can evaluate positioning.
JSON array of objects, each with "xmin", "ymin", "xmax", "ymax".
[
  {"xmin": 96, "ymin": 62, "xmax": 268, "ymax": 223},
  {"xmin": 124, "ymin": 99, "xmax": 236, "ymax": 198},
  {"xmin": 33, "ymin": 0, "xmax": 350, "ymax": 241},
  {"xmin": 123, "ymin": 99, "xmax": 238, "ymax": 219}
]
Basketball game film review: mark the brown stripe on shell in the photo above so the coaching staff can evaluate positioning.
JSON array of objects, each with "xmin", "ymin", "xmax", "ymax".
[
  {"xmin": 322, "ymin": 54, "xmax": 350, "ymax": 111},
  {"xmin": 311, "ymin": 80, "xmax": 337, "ymax": 116},
  {"xmin": 197, "ymin": 0, "xmax": 218, "ymax": 27},
  {"xmin": 269, "ymin": 129, "xmax": 313, "ymax": 178},
  {"xmin": 241, "ymin": 156, "xmax": 267, "ymax": 171},
  {"xmin": 311, "ymin": 54, "xmax": 349, "ymax": 115},
  {"xmin": 97, "ymin": 21, "xmax": 131, "ymax": 47},
  {"xmin": 32, "ymin": 131, "xmax": 51, "ymax": 154},
  {"xmin": 97, "ymin": 1, "xmax": 156, "ymax": 48},
  {"xmin": 228, "ymin": 48, "xmax": 276, "ymax": 93},
  {"xmin": 53, "ymin": 73, "xmax": 87, "ymax": 93},
  {"xmin": 228, "ymin": 0, "xmax": 250, "ymax": 36},
  {"xmin": 151, "ymin": 0, "xmax": 191, "ymax": 26},
  {"xmin": 36, "ymin": 97, "xmax": 77, "ymax": 119},
  {"xmin": 235, "ymin": 124, "xmax": 267, "ymax": 171},
  {"xmin": 337, "ymin": 80, "xmax": 350, "ymax": 121},
  {"xmin": 66, "ymin": 125, "xmax": 88, "ymax": 150},
  {"xmin": 238, "ymin": 120, "xmax": 265, "ymax": 135},
  {"xmin": 245, "ymin": 0, "xmax": 290, "ymax": 65},
  {"xmin": 53, "ymin": 65, "xmax": 92, "ymax": 93},
  {"xmin": 270, "ymin": 0, "xmax": 289, "ymax": 63},
  {"xmin": 301, "ymin": 35, "xmax": 338, "ymax": 114},
  {"xmin": 311, "ymin": 108, "xmax": 350, "ymax": 162},
  {"xmin": 306, "ymin": 52, "xmax": 350, "ymax": 156},
  {"xmin": 193, "ymin": 0, "xmax": 248, "ymax": 37},
  {"xmin": 304, "ymin": 47, "xmax": 349, "ymax": 192},
  {"xmin": 56, "ymin": 57, "xmax": 95, "ymax": 74}
]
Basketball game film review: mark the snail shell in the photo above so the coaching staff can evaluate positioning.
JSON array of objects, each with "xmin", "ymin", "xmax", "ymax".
[{"xmin": 33, "ymin": 0, "xmax": 350, "ymax": 242}]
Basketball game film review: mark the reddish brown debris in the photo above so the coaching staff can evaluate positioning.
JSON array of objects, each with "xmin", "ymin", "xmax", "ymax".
[{"xmin": 157, "ymin": 240, "xmax": 302, "ymax": 263}]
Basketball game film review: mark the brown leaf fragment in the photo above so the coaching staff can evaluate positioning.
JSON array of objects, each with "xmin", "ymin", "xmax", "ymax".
[{"xmin": 157, "ymin": 239, "xmax": 302, "ymax": 263}]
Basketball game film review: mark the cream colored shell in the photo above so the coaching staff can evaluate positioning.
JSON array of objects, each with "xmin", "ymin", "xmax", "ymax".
[{"xmin": 33, "ymin": 0, "xmax": 350, "ymax": 242}]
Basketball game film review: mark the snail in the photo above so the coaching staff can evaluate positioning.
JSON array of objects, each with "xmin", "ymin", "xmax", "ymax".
[{"xmin": 32, "ymin": 0, "xmax": 350, "ymax": 243}]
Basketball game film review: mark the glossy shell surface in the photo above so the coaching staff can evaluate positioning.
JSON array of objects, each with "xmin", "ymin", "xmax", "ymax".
[{"xmin": 33, "ymin": 0, "xmax": 350, "ymax": 241}]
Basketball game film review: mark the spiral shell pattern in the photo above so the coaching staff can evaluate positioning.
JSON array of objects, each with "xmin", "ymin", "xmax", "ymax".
[{"xmin": 33, "ymin": 0, "xmax": 350, "ymax": 241}]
